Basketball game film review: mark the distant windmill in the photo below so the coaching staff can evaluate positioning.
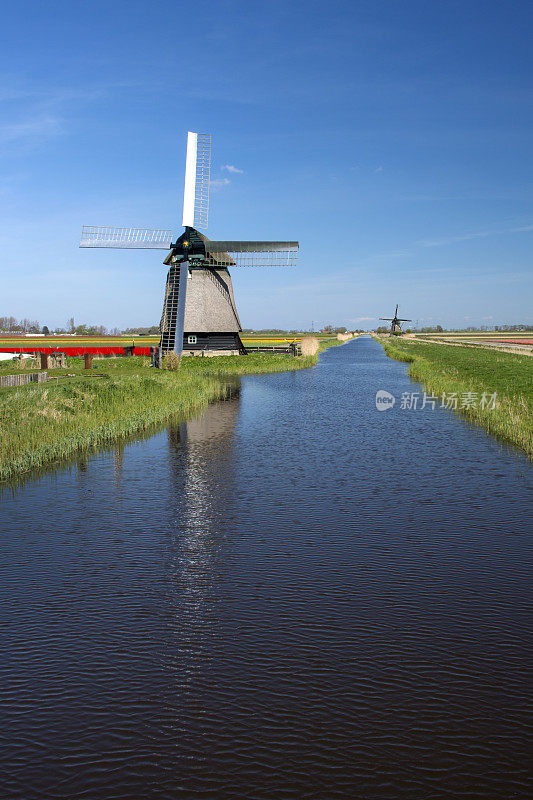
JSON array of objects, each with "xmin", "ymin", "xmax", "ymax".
[
  {"xmin": 380, "ymin": 304, "xmax": 412, "ymax": 336},
  {"xmin": 80, "ymin": 132, "xmax": 299, "ymax": 355}
]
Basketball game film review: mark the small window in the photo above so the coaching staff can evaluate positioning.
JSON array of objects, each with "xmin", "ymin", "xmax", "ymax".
[{"xmin": 187, "ymin": 335, "xmax": 197, "ymax": 344}]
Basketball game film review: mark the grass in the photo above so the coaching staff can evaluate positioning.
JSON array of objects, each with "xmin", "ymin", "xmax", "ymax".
[
  {"xmin": 414, "ymin": 331, "xmax": 532, "ymax": 337},
  {"xmin": 0, "ymin": 351, "xmax": 328, "ymax": 482},
  {"xmin": 376, "ymin": 337, "xmax": 533, "ymax": 459}
]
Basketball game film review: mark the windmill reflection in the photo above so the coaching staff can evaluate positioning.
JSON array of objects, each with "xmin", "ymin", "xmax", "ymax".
[
  {"xmin": 166, "ymin": 391, "xmax": 240, "ymax": 614},
  {"xmin": 113, "ymin": 443, "xmax": 124, "ymax": 482}
]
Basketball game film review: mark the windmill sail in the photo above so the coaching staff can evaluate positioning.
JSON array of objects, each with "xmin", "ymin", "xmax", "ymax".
[
  {"xmin": 80, "ymin": 226, "xmax": 172, "ymax": 249},
  {"xmin": 205, "ymin": 241, "xmax": 298, "ymax": 268},
  {"xmin": 182, "ymin": 132, "xmax": 211, "ymax": 231},
  {"xmin": 80, "ymin": 130, "xmax": 298, "ymax": 358}
]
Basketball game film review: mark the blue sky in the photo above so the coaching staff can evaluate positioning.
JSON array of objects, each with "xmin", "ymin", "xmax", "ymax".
[{"xmin": 1, "ymin": 0, "xmax": 532, "ymax": 330}]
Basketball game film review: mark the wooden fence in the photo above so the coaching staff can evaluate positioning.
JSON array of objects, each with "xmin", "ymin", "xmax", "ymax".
[
  {"xmin": 244, "ymin": 344, "xmax": 302, "ymax": 356},
  {"xmin": 0, "ymin": 372, "xmax": 48, "ymax": 388}
]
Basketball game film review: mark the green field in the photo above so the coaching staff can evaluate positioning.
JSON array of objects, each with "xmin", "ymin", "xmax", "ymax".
[
  {"xmin": 0, "ymin": 349, "xmax": 337, "ymax": 483},
  {"xmin": 414, "ymin": 332, "xmax": 532, "ymax": 338},
  {"xmin": 0, "ymin": 333, "xmax": 341, "ymax": 350},
  {"xmin": 412, "ymin": 333, "xmax": 533, "ymax": 354},
  {"xmin": 378, "ymin": 337, "xmax": 533, "ymax": 459},
  {"xmin": 0, "ymin": 335, "xmax": 147, "ymax": 348}
]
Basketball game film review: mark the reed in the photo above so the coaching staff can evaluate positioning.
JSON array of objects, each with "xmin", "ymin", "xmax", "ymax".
[
  {"xmin": 0, "ymin": 353, "xmax": 322, "ymax": 482},
  {"xmin": 300, "ymin": 336, "xmax": 320, "ymax": 356},
  {"xmin": 163, "ymin": 352, "xmax": 181, "ymax": 370},
  {"xmin": 179, "ymin": 352, "xmax": 319, "ymax": 378},
  {"xmin": 378, "ymin": 337, "xmax": 533, "ymax": 459}
]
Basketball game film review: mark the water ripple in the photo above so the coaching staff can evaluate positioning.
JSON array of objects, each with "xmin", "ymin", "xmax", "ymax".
[{"xmin": 1, "ymin": 339, "xmax": 531, "ymax": 799}]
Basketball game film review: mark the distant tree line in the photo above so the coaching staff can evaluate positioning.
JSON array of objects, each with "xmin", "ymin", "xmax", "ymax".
[
  {"xmin": 122, "ymin": 326, "xmax": 160, "ymax": 335},
  {"xmin": 494, "ymin": 324, "xmax": 532, "ymax": 331},
  {"xmin": 417, "ymin": 325, "xmax": 444, "ymax": 333},
  {"xmin": 241, "ymin": 326, "xmax": 350, "ymax": 335},
  {"xmin": 374, "ymin": 323, "xmax": 533, "ymax": 333},
  {"xmin": 54, "ymin": 319, "xmax": 120, "ymax": 336},
  {"xmin": 0, "ymin": 316, "xmax": 42, "ymax": 333},
  {"xmin": 0, "ymin": 315, "xmax": 121, "ymax": 336},
  {"xmin": 322, "ymin": 325, "xmax": 348, "ymax": 334},
  {"xmin": 242, "ymin": 328, "xmax": 300, "ymax": 335}
]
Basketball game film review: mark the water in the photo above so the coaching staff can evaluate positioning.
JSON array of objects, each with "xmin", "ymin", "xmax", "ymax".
[{"xmin": 1, "ymin": 337, "xmax": 531, "ymax": 799}]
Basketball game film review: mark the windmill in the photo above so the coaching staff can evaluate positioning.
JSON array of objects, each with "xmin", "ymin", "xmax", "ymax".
[
  {"xmin": 380, "ymin": 304, "xmax": 411, "ymax": 336},
  {"xmin": 80, "ymin": 132, "xmax": 299, "ymax": 356}
]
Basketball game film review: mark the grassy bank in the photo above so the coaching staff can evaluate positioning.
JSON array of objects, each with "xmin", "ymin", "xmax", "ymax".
[
  {"xmin": 0, "ymin": 352, "xmax": 322, "ymax": 482},
  {"xmin": 376, "ymin": 337, "xmax": 533, "ymax": 459}
]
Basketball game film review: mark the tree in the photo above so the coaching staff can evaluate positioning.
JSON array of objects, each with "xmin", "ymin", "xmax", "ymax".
[
  {"xmin": 42, "ymin": 325, "xmax": 50, "ymax": 336},
  {"xmin": 27, "ymin": 320, "xmax": 40, "ymax": 334},
  {"xmin": 68, "ymin": 317, "xmax": 75, "ymax": 333},
  {"xmin": 86, "ymin": 325, "xmax": 107, "ymax": 335}
]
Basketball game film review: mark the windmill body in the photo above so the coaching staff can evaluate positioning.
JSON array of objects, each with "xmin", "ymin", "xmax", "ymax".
[
  {"xmin": 80, "ymin": 133, "xmax": 298, "ymax": 356},
  {"xmin": 159, "ymin": 227, "xmax": 244, "ymax": 354},
  {"xmin": 380, "ymin": 304, "xmax": 412, "ymax": 336}
]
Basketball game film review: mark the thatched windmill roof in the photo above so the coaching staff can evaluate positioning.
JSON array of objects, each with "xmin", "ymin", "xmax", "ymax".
[{"xmin": 161, "ymin": 231, "xmax": 242, "ymax": 334}]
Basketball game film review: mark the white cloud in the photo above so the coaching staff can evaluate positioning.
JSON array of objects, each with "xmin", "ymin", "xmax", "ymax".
[
  {"xmin": 415, "ymin": 230, "xmax": 492, "ymax": 248},
  {"xmin": 374, "ymin": 165, "xmax": 384, "ymax": 172},
  {"xmin": 0, "ymin": 115, "xmax": 63, "ymax": 144},
  {"xmin": 210, "ymin": 177, "xmax": 231, "ymax": 190},
  {"xmin": 0, "ymin": 78, "xmax": 140, "ymax": 154},
  {"xmin": 222, "ymin": 164, "xmax": 244, "ymax": 174},
  {"xmin": 510, "ymin": 224, "xmax": 533, "ymax": 233},
  {"xmin": 416, "ymin": 222, "xmax": 533, "ymax": 249}
]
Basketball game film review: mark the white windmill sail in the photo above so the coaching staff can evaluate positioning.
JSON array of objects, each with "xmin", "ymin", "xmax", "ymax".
[
  {"xmin": 205, "ymin": 240, "xmax": 298, "ymax": 268},
  {"xmin": 182, "ymin": 131, "xmax": 211, "ymax": 230},
  {"xmin": 80, "ymin": 132, "xmax": 211, "ymax": 250},
  {"xmin": 172, "ymin": 132, "xmax": 211, "ymax": 355},
  {"xmin": 79, "ymin": 130, "xmax": 298, "ymax": 358},
  {"xmin": 80, "ymin": 226, "xmax": 172, "ymax": 249}
]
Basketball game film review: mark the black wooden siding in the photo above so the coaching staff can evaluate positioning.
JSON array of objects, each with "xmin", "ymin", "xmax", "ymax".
[{"xmin": 182, "ymin": 333, "xmax": 246, "ymax": 353}]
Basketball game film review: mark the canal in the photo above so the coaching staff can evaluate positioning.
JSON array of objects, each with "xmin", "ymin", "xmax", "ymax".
[{"xmin": 1, "ymin": 336, "xmax": 531, "ymax": 798}]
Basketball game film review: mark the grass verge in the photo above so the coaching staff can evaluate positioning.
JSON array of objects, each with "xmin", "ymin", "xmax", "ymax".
[
  {"xmin": 376, "ymin": 337, "xmax": 533, "ymax": 459},
  {"xmin": 0, "ymin": 352, "xmax": 324, "ymax": 482}
]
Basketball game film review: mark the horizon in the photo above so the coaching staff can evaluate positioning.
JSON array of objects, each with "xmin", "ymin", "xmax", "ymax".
[{"xmin": 1, "ymin": 0, "xmax": 532, "ymax": 330}]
